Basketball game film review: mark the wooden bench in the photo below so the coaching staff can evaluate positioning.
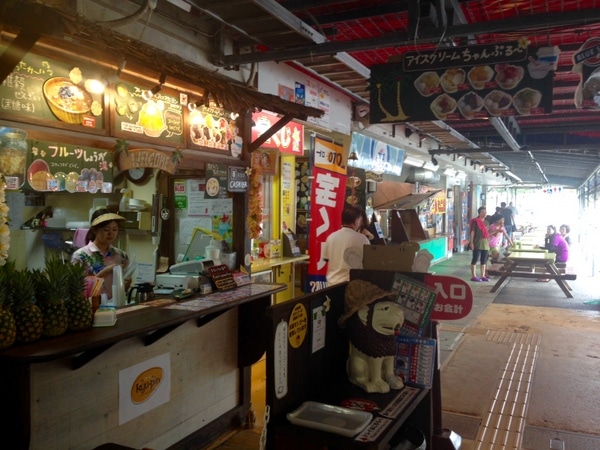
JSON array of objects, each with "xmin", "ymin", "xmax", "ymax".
[{"xmin": 491, "ymin": 270, "xmax": 577, "ymax": 281}]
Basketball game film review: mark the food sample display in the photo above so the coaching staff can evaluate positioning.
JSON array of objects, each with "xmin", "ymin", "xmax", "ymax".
[
  {"xmin": 468, "ymin": 65, "xmax": 494, "ymax": 90},
  {"xmin": 430, "ymin": 94, "xmax": 457, "ymax": 120},
  {"xmin": 484, "ymin": 90, "xmax": 513, "ymax": 116},
  {"xmin": 495, "ymin": 64, "xmax": 525, "ymax": 90},
  {"xmin": 457, "ymin": 92, "xmax": 484, "ymax": 119},
  {"xmin": 414, "ymin": 71, "xmax": 440, "ymax": 97},
  {"xmin": 43, "ymin": 77, "xmax": 93, "ymax": 124},
  {"xmin": 137, "ymin": 100, "xmax": 167, "ymax": 138},
  {"xmin": 513, "ymin": 88, "xmax": 542, "ymax": 115},
  {"xmin": 440, "ymin": 68, "xmax": 465, "ymax": 93}
]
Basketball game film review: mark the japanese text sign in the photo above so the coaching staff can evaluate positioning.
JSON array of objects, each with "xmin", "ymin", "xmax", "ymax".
[
  {"xmin": 313, "ymin": 136, "xmax": 347, "ymax": 175},
  {"xmin": 370, "ymin": 41, "xmax": 554, "ymax": 123},
  {"xmin": 27, "ymin": 139, "xmax": 114, "ymax": 193},
  {"xmin": 251, "ymin": 110, "xmax": 303, "ymax": 154},
  {"xmin": 424, "ymin": 274, "xmax": 473, "ymax": 320},
  {"xmin": 306, "ymin": 164, "xmax": 347, "ymax": 292}
]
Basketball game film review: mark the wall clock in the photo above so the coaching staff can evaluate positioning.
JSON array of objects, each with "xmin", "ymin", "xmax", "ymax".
[{"xmin": 126, "ymin": 167, "xmax": 153, "ymax": 185}]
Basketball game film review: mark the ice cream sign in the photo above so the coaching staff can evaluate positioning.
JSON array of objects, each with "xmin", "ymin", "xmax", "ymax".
[
  {"xmin": 573, "ymin": 37, "xmax": 600, "ymax": 109},
  {"xmin": 251, "ymin": 110, "xmax": 303, "ymax": 154},
  {"xmin": 369, "ymin": 40, "xmax": 555, "ymax": 123}
]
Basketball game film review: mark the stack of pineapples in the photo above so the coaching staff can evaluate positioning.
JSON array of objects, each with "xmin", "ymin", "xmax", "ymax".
[{"xmin": 0, "ymin": 257, "xmax": 93, "ymax": 349}]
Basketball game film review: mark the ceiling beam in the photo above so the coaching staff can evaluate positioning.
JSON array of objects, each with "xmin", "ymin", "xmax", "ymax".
[{"xmin": 219, "ymin": 9, "xmax": 600, "ymax": 66}]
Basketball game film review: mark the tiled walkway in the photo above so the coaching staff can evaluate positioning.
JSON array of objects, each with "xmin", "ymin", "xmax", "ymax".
[{"xmin": 210, "ymin": 250, "xmax": 600, "ymax": 450}]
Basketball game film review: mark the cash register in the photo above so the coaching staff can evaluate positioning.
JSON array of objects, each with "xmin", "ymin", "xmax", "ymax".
[{"xmin": 155, "ymin": 260, "xmax": 215, "ymax": 294}]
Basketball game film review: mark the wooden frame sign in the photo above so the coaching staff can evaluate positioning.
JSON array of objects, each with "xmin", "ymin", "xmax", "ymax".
[{"xmin": 118, "ymin": 148, "xmax": 178, "ymax": 174}]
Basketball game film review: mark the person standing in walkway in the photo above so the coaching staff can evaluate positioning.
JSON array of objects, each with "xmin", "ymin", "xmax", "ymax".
[
  {"xmin": 323, "ymin": 204, "xmax": 370, "ymax": 285},
  {"xmin": 499, "ymin": 202, "xmax": 516, "ymax": 239},
  {"xmin": 469, "ymin": 206, "xmax": 490, "ymax": 282},
  {"xmin": 489, "ymin": 216, "xmax": 513, "ymax": 263}
]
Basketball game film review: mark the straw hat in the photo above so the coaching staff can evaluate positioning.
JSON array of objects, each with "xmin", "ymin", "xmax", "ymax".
[
  {"xmin": 338, "ymin": 279, "xmax": 396, "ymax": 325},
  {"xmin": 91, "ymin": 213, "xmax": 126, "ymax": 227}
]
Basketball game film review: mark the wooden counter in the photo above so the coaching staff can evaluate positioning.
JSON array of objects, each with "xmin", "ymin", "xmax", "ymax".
[
  {"xmin": 0, "ymin": 283, "xmax": 286, "ymax": 450},
  {"xmin": 251, "ymin": 254, "xmax": 309, "ymax": 273}
]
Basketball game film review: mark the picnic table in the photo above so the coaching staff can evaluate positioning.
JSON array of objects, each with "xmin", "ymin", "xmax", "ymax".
[
  {"xmin": 489, "ymin": 251, "xmax": 576, "ymax": 298},
  {"xmin": 505, "ymin": 244, "xmax": 548, "ymax": 255}
]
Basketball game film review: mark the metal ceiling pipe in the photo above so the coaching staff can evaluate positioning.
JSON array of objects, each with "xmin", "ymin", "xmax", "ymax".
[{"xmin": 405, "ymin": 168, "xmax": 441, "ymax": 184}]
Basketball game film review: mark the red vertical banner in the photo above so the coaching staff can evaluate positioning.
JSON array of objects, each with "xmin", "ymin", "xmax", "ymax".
[{"xmin": 306, "ymin": 138, "xmax": 347, "ymax": 292}]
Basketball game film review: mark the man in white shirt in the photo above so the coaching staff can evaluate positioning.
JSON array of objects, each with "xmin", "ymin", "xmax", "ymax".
[{"xmin": 322, "ymin": 204, "xmax": 370, "ymax": 285}]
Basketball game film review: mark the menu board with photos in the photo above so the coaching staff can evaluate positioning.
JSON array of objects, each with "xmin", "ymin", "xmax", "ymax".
[
  {"xmin": 110, "ymin": 81, "xmax": 184, "ymax": 145},
  {"xmin": 26, "ymin": 139, "xmax": 114, "ymax": 193},
  {"xmin": 186, "ymin": 104, "xmax": 242, "ymax": 157},
  {"xmin": 0, "ymin": 46, "xmax": 106, "ymax": 131},
  {"xmin": 370, "ymin": 41, "xmax": 555, "ymax": 123}
]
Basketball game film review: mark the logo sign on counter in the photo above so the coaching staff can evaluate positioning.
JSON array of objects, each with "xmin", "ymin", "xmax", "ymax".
[
  {"xmin": 119, "ymin": 353, "xmax": 171, "ymax": 425},
  {"xmin": 251, "ymin": 110, "xmax": 303, "ymax": 154},
  {"xmin": 424, "ymin": 274, "xmax": 473, "ymax": 321}
]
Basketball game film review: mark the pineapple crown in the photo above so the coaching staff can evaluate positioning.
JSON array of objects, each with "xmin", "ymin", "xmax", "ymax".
[
  {"xmin": 39, "ymin": 256, "xmax": 70, "ymax": 304},
  {"xmin": 66, "ymin": 262, "xmax": 87, "ymax": 301}
]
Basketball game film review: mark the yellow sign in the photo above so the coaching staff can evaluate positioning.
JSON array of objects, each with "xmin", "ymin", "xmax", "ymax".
[
  {"xmin": 288, "ymin": 303, "xmax": 308, "ymax": 348},
  {"xmin": 130, "ymin": 366, "xmax": 163, "ymax": 404},
  {"xmin": 313, "ymin": 138, "xmax": 347, "ymax": 175}
]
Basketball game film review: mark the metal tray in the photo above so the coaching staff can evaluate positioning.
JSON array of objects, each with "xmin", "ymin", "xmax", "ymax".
[{"xmin": 287, "ymin": 401, "xmax": 372, "ymax": 437}]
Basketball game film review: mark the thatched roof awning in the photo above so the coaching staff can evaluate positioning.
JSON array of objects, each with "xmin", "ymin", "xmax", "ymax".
[{"xmin": 0, "ymin": 0, "xmax": 324, "ymax": 121}]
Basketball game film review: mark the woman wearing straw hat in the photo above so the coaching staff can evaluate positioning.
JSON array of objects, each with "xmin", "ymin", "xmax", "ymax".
[{"xmin": 71, "ymin": 208, "xmax": 131, "ymax": 299}]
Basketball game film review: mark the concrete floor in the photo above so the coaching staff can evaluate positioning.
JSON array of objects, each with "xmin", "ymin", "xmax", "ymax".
[{"xmin": 209, "ymin": 250, "xmax": 600, "ymax": 450}]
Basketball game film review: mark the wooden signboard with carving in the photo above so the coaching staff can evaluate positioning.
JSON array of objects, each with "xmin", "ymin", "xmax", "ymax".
[{"xmin": 117, "ymin": 148, "xmax": 178, "ymax": 174}]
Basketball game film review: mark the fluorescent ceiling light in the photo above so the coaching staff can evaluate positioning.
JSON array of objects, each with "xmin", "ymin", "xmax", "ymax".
[
  {"xmin": 505, "ymin": 170, "xmax": 522, "ymax": 182},
  {"xmin": 404, "ymin": 156, "xmax": 424, "ymax": 167}
]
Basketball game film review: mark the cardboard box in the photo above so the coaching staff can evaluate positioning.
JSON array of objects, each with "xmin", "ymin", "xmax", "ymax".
[
  {"xmin": 362, "ymin": 242, "xmax": 420, "ymax": 272},
  {"xmin": 390, "ymin": 209, "xmax": 427, "ymax": 243}
]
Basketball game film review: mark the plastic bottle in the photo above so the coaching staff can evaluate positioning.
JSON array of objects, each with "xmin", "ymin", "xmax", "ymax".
[{"xmin": 205, "ymin": 238, "xmax": 221, "ymax": 263}]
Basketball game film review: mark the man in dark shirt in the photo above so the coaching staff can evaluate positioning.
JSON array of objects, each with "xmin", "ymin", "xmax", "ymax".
[{"xmin": 499, "ymin": 202, "xmax": 516, "ymax": 239}]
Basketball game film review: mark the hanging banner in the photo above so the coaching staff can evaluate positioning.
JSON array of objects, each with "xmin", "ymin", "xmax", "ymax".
[
  {"xmin": 306, "ymin": 138, "xmax": 347, "ymax": 292},
  {"xmin": 251, "ymin": 110, "xmax": 304, "ymax": 154},
  {"xmin": 349, "ymin": 132, "xmax": 405, "ymax": 176},
  {"xmin": 370, "ymin": 41, "xmax": 554, "ymax": 123},
  {"xmin": 573, "ymin": 37, "xmax": 600, "ymax": 109}
]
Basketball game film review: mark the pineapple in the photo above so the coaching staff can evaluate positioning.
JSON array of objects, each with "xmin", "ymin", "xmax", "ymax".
[
  {"xmin": 0, "ymin": 265, "xmax": 16, "ymax": 349},
  {"xmin": 10, "ymin": 268, "xmax": 43, "ymax": 343},
  {"xmin": 36, "ymin": 257, "xmax": 69, "ymax": 337},
  {"xmin": 66, "ymin": 262, "xmax": 93, "ymax": 331}
]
